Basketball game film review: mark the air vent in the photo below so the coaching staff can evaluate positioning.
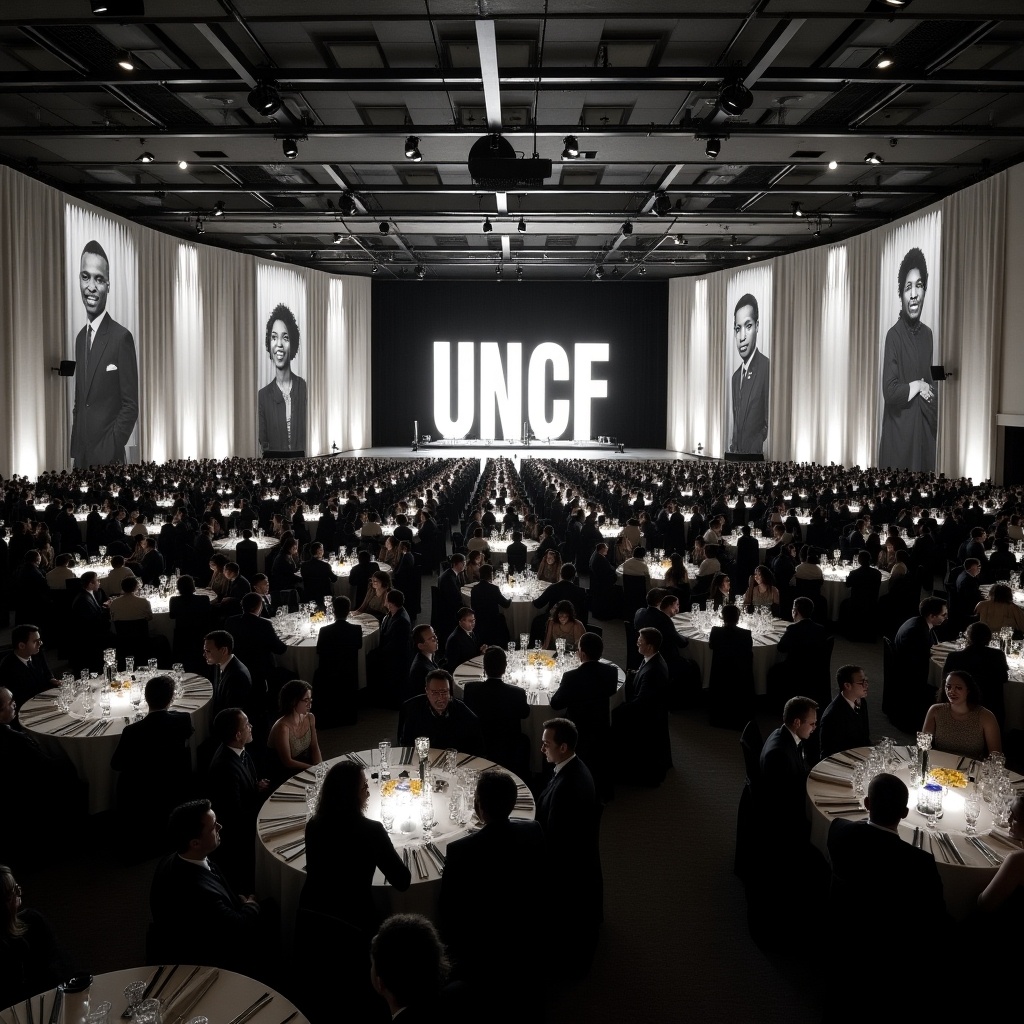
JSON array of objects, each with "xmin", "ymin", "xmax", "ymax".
[
  {"xmin": 357, "ymin": 106, "xmax": 411, "ymax": 126},
  {"xmin": 560, "ymin": 167, "xmax": 603, "ymax": 186},
  {"xmin": 581, "ymin": 106, "xmax": 631, "ymax": 127},
  {"xmin": 544, "ymin": 235, "xmax": 578, "ymax": 248},
  {"xmin": 194, "ymin": 150, "xmax": 228, "ymax": 159},
  {"xmin": 434, "ymin": 235, "xmax": 468, "ymax": 248},
  {"xmin": 398, "ymin": 167, "xmax": 442, "ymax": 186},
  {"xmin": 458, "ymin": 105, "xmax": 533, "ymax": 128},
  {"xmin": 85, "ymin": 168, "xmax": 136, "ymax": 183},
  {"xmin": 790, "ymin": 150, "xmax": 824, "ymax": 159},
  {"xmin": 325, "ymin": 41, "xmax": 386, "ymax": 68}
]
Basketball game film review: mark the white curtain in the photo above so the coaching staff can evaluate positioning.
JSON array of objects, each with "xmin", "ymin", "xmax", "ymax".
[
  {"xmin": 820, "ymin": 246, "xmax": 850, "ymax": 464},
  {"xmin": 172, "ymin": 244, "xmax": 203, "ymax": 460},
  {"xmin": 337, "ymin": 275, "xmax": 372, "ymax": 451}
]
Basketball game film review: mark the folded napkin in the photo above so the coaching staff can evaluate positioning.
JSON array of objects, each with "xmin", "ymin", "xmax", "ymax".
[
  {"xmin": 814, "ymin": 799, "xmax": 862, "ymax": 808},
  {"xmin": 809, "ymin": 771, "xmax": 852, "ymax": 787}
]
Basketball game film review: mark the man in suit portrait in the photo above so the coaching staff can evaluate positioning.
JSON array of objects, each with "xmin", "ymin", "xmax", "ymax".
[
  {"xmin": 817, "ymin": 664, "xmax": 870, "ymax": 760},
  {"xmin": 729, "ymin": 292, "xmax": 769, "ymax": 455},
  {"xmin": 70, "ymin": 239, "xmax": 139, "ymax": 468}
]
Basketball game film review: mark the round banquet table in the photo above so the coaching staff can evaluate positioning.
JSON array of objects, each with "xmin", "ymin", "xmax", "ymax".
[
  {"xmin": 211, "ymin": 534, "xmax": 278, "ymax": 573},
  {"xmin": 145, "ymin": 587, "xmax": 217, "ymax": 642},
  {"xmin": 452, "ymin": 653, "xmax": 626, "ymax": 772},
  {"xmin": 806, "ymin": 746, "xmax": 1023, "ymax": 920},
  {"xmin": 817, "ymin": 566, "xmax": 891, "ymax": 621},
  {"xmin": 672, "ymin": 610, "xmax": 788, "ymax": 695},
  {"xmin": 461, "ymin": 580, "xmax": 548, "ymax": 638},
  {"xmin": 17, "ymin": 673, "xmax": 212, "ymax": 814},
  {"xmin": 271, "ymin": 611, "xmax": 380, "ymax": 687},
  {"xmin": 255, "ymin": 747, "xmax": 535, "ymax": 944},
  {"xmin": 2, "ymin": 964, "xmax": 308, "ymax": 1024},
  {"xmin": 929, "ymin": 640, "xmax": 1024, "ymax": 732},
  {"xmin": 615, "ymin": 562, "xmax": 665, "ymax": 593}
]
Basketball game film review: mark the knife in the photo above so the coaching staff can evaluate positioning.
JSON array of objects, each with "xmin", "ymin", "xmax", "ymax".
[
  {"xmin": 160, "ymin": 966, "xmax": 201, "ymax": 1011},
  {"xmin": 150, "ymin": 965, "xmax": 179, "ymax": 1001},
  {"xmin": 167, "ymin": 970, "xmax": 219, "ymax": 1024},
  {"xmin": 940, "ymin": 832, "xmax": 966, "ymax": 866},
  {"xmin": 46, "ymin": 987, "xmax": 62, "ymax": 1024},
  {"xmin": 225, "ymin": 993, "xmax": 272, "ymax": 1024}
]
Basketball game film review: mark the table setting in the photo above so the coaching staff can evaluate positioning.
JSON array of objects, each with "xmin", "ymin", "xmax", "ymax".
[
  {"xmin": 254, "ymin": 744, "xmax": 535, "ymax": 943},
  {"xmin": 269, "ymin": 606, "xmax": 379, "ymax": 686},
  {"xmin": 672, "ymin": 606, "xmax": 788, "ymax": 694},
  {"xmin": 806, "ymin": 738, "xmax": 1024, "ymax": 919},
  {"xmin": 211, "ymin": 534, "xmax": 277, "ymax": 573},
  {"xmin": 18, "ymin": 659, "xmax": 212, "ymax": 814}
]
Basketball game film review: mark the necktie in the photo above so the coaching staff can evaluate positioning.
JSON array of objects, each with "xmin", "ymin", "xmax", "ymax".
[
  {"xmin": 214, "ymin": 665, "xmax": 222, "ymax": 703},
  {"xmin": 739, "ymin": 367, "xmax": 745, "ymax": 392},
  {"xmin": 84, "ymin": 324, "xmax": 93, "ymax": 380},
  {"xmin": 241, "ymin": 749, "xmax": 257, "ymax": 785}
]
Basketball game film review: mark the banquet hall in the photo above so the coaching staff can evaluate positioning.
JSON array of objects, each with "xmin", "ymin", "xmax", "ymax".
[{"xmin": 2, "ymin": 3, "xmax": 1024, "ymax": 1022}]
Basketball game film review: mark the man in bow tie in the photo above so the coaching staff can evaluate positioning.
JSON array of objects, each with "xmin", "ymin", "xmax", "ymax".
[
  {"xmin": 729, "ymin": 292, "xmax": 770, "ymax": 456},
  {"xmin": 69, "ymin": 239, "xmax": 139, "ymax": 468}
]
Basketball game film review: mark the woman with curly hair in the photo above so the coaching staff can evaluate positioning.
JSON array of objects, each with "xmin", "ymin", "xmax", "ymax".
[{"xmin": 258, "ymin": 302, "xmax": 307, "ymax": 453}]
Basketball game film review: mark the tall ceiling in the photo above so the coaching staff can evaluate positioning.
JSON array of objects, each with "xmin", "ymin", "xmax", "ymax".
[{"xmin": 2, "ymin": 0, "xmax": 1023, "ymax": 280}]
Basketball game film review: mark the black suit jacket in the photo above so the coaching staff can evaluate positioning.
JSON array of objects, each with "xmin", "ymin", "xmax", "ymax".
[
  {"xmin": 631, "ymin": 652, "xmax": 670, "ymax": 712},
  {"xmin": 437, "ymin": 567, "xmax": 464, "ymax": 613},
  {"xmin": 378, "ymin": 607, "xmax": 413, "ymax": 654},
  {"xmin": 397, "ymin": 695, "xmax": 485, "ymax": 755},
  {"xmin": 139, "ymin": 548, "xmax": 166, "ymax": 584},
  {"xmin": 406, "ymin": 651, "xmax": 440, "ymax": 702},
  {"xmin": 300, "ymin": 556, "xmax": 338, "ymax": 604},
  {"xmin": 817, "ymin": 694, "xmax": 870, "ymax": 760},
  {"xmin": 224, "ymin": 613, "xmax": 285, "ymax": 693},
  {"xmin": 444, "ymin": 628, "xmax": 482, "ymax": 671},
  {"xmin": 505, "ymin": 541, "xmax": 528, "ymax": 572},
  {"xmin": 212, "ymin": 655, "xmax": 255, "ymax": 717},
  {"xmin": 634, "ymin": 606, "xmax": 688, "ymax": 663},
  {"xmin": 894, "ymin": 615, "xmax": 939, "ymax": 686},
  {"xmin": 730, "ymin": 347, "xmax": 769, "ymax": 454},
  {"xmin": 206, "ymin": 742, "xmax": 263, "ymax": 888},
  {"xmin": 550, "ymin": 660, "xmax": 617, "ymax": 744},
  {"xmin": 110, "ymin": 708, "xmax": 193, "ymax": 811},
  {"xmin": 759, "ymin": 725, "xmax": 809, "ymax": 831},
  {"xmin": 461, "ymin": 676, "xmax": 529, "ymax": 767},
  {"xmin": 316, "ymin": 618, "xmax": 363, "ymax": 663},
  {"xmin": 0, "ymin": 651, "xmax": 53, "ymax": 708},
  {"xmin": 533, "ymin": 579, "xmax": 588, "ymax": 621},
  {"xmin": 470, "ymin": 580, "xmax": 511, "ymax": 644}
]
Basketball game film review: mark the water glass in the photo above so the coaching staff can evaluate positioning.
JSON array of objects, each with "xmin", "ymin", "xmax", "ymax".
[
  {"xmin": 414, "ymin": 735, "xmax": 430, "ymax": 761},
  {"xmin": 444, "ymin": 748, "xmax": 458, "ymax": 774},
  {"xmin": 125, "ymin": 656, "xmax": 135, "ymax": 675},
  {"xmin": 134, "ymin": 1000, "xmax": 162, "ymax": 1024},
  {"xmin": 964, "ymin": 787, "xmax": 982, "ymax": 834},
  {"xmin": 378, "ymin": 740, "xmax": 391, "ymax": 768},
  {"xmin": 381, "ymin": 797, "xmax": 395, "ymax": 833},
  {"xmin": 86, "ymin": 1002, "xmax": 111, "ymax": 1024},
  {"xmin": 147, "ymin": 659, "xmax": 158, "ymax": 671},
  {"xmin": 122, "ymin": 982, "xmax": 146, "ymax": 1017}
]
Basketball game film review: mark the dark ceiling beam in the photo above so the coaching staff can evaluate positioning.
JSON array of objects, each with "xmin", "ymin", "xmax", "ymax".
[{"xmin": 193, "ymin": 23, "xmax": 258, "ymax": 90}]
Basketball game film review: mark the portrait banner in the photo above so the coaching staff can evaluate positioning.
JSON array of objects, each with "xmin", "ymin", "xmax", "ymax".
[{"xmin": 724, "ymin": 265, "xmax": 773, "ymax": 458}]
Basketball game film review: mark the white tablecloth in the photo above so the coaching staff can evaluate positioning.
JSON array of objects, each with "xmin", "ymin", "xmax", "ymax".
[
  {"xmin": 452, "ymin": 654, "xmax": 625, "ymax": 772},
  {"xmin": 615, "ymin": 562, "xmax": 666, "ymax": 593},
  {"xmin": 212, "ymin": 535, "xmax": 277, "ymax": 573},
  {"xmin": 272, "ymin": 611, "xmax": 380, "ymax": 685},
  {"xmin": 806, "ymin": 746, "xmax": 1019, "ymax": 920},
  {"xmin": 929, "ymin": 641, "xmax": 1024, "ymax": 731},
  {"xmin": 2, "ymin": 965, "xmax": 308, "ymax": 1024},
  {"xmin": 145, "ymin": 588, "xmax": 217, "ymax": 642},
  {"xmin": 817, "ymin": 567, "xmax": 891, "ymax": 621},
  {"xmin": 18, "ymin": 673, "xmax": 212, "ymax": 814},
  {"xmin": 672, "ymin": 611, "xmax": 787, "ymax": 695},
  {"xmin": 461, "ymin": 580, "xmax": 548, "ymax": 638},
  {"xmin": 254, "ymin": 748, "xmax": 535, "ymax": 944}
]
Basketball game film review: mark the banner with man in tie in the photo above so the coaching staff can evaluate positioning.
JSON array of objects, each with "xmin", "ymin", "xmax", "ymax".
[{"xmin": 724, "ymin": 265, "xmax": 773, "ymax": 459}]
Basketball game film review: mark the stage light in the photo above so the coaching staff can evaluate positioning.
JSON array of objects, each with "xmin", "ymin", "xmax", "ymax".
[
  {"xmin": 674, "ymin": 236, "xmax": 687, "ymax": 246},
  {"xmin": 653, "ymin": 192, "xmax": 672, "ymax": 217},
  {"xmin": 621, "ymin": 221, "xmax": 633, "ymax": 236},
  {"xmin": 482, "ymin": 217, "xmax": 493, "ymax": 233},
  {"xmin": 340, "ymin": 192, "xmax": 357, "ymax": 216},
  {"xmin": 371, "ymin": 264, "xmax": 379, "ymax": 274},
  {"xmin": 116, "ymin": 50, "xmax": 135, "ymax": 71},
  {"xmin": 270, "ymin": 251, "xmax": 278, "ymax": 257},
  {"xmin": 705, "ymin": 137, "xmax": 722, "ymax": 159},
  {"xmin": 865, "ymin": 152, "xmax": 883, "ymax": 165},
  {"xmin": 248, "ymin": 81, "xmax": 283, "ymax": 117},
  {"xmin": 309, "ymin": 251, "xmax": 317, "ymax": 260},
  {"xmin": 333, "ymin": 233, "xmax": 342, "ymax": 244},
  {"xmin": 828, "ymin": 159, "xmax": 838, "ymax": 170},
  {"xmin": 717, "ymin": 80, "xmax": 753, "ymax": 116},
  {"xmin": 516, "ymin": 265, "xmax": 523, "ymax": 281},
  {"xmin": 417, "ymin": 266, "xmax": 427, "ymax": 279},
  {"xmin": 379, "ymin": 221, "xmax": 390, "ymax": 234},
  {"xmin": 595, "ymin": 266, "xmax": 604, "ymax": 280},
  {"xmin": 561, "ymin": 134, "xmax": 579, "ymax": 160},
  {"xmin": 195, "ymin": 220, "xmax": 204, "ymax": 235},
  {"xmin": 639, "ymin": 264, "xmax": 647, "ymax": 276},
  {"xmin": 136, "ymin": 151, "xmax": 154, "ymax": 163},
  {"xmin": 91, "ymin": 1, "xmax": 144, "ymax": 14},
  {"xmin": 282, "ymin": 137, "xmax": 298, "ymax": 160},
  {"xmin": 876, "ymin": 50, "xmax": 894, "ymax": 69},
  {"xmin": 495, "ymin": 265, "xmax": 502, "ymax": 278},
  {"xmin": 517, "ymin": 218, "xmax": 526, "ymax": 233},
  {"xmin": 404, "ymin": 136, "xmax": 422, "ymax": 162},
  {"xmin": 177, "ymin": 159, "xmax": 188, "ymax": 170},
  {"xmin": 792, "ymin": 202, "xmax": 803, "ymax": 217},
  {"xmin": 212, "ymin": 201, "xmax": 225, "ymax": 217}
]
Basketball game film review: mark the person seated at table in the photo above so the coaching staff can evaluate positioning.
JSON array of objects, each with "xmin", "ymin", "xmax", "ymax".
[
  {"xmin": 110, "ymin": 674, "xmax": 194, "ymax": 847},
  {"xmin": 108, "ymin": 574, "xmax": 154, "ymax": 622},
  {"xmin": 169, "ymin": 574, "xmax": 213, "ymax": 673},
  {"xmin": 977, "ymin": 795, "xmax": 1024, "ymax": 925},
  {"xmin": 619, "ymin": 545, "xmax": 650, "ymax": 578},
  {"xmin": 101, "ymin": 553, "xmax": 136, "ymax": 594},
  {"xmin": 354, "ymin": 569, "xmax": 391, "ymax": 621},
  {"xmin": 942, "ymin": 621, "xmax": 1008, "ymax": 730},
  {"xmin": 461, "ymin": 646, "xmax": 529, "ymax": 774},
  {"xmin": 759, "ymin": 695, "xmax": 818, "ymax": 839},
  {"xmin": 378, "ymin": 534, "xmax": 402, "ymax": 571},
  {"xmin": 266, "ymin": 679, "xmax": 322, "ymax": 785},
  {"xmin": 0, "ymin": 623, "xmax": 58, "ymax": 710},
  {"xmin": 974, "ymin": 582, "xmax": 1024, "ymax": 635},
  {"xmin": 793, "ymin": 545, "xmax": 823, "ymax": 582},
  {"xmin": 532, "ymin": 562, "xmax": 588, "ymax": 620},
  {"xmin": 269, "ymin": 536, "xmax": 301, "ymax": 596},
  {"xmin": 371, "ymin": 914, "xmax": 452, "ymax": 1020},
  {"xmin": 225, "ymin": 593, "xmax": 287, "ymax": 712},
  {"xmin": 888, "ymin": 547, "xmax": 911, "ymax": 579},
  {"xmin": 149, "ymin": 799, "xmax": 268, "ymax": 974},
  {"xmin": 462, "ymin": 548, "xmax": 485, "ymax": 584},
  {"xmin": 663, "ymin": 552, "xmax": 691, "ymax": 608},
  {"xmin": 921, "ymin": 670, "xmax": 1001, "ymax": 761},
  {"xmin": 466, "ymin": 526, "xmax": 490, "ymax": 558},
  {"xmin": 988, "ymin": 537, "xmax": 1018, "ymax": 581},
  {"xmin": 0, "ymin": 865, "xmax": 73, "ymax": 1010},
  {"xmin": 213, "ymin": 560, "xmax": 249, "ymax": 614},
  {"xmin": 816, "ymin": 665, "xmax": 870, "ymax": 760},
  {"xmin": 207, "ymin": 553, "xmax": 230, "ymax": 600},
  {"xmin": 612, "ymin": 628, "xmax": 671, "ymax": 786},
  {"xmin": 503, "ymin": 530, "xmax": 528, "ymax": 573},
  {"xmin": 407, "ymin": 623, "xmax": 442, "ymax": 703},
  {"xmin": 709, "ymin": 572, "xmax": 733, "ymax": 611},
  {"xmin": 543, "ymin": 599, "xmax": 585, "ymax": 652},
  {"xmin": 536, "ymin": 547, "xmax": 562, "ymax": 584},
  {"xmin": 347, "ymin": 549, "xmax": 379, "ymax": 609},
  {"xmin": 444, "ymin": 607, "xmax": 487, "ymax": 673},
  {"xmin": 398, "ymin": 668, "xmax": 485, "ymax": 755},
  {"xmin": 469, "ymin": 564, "xmax": 510, "ymax": 647},
  {"xmin": 707, "ymin": 603, "xmax": 754, "ymax": 730},
  {"xmin": 300, "ymin": 762, "xmax": 411, "ymax": 939},
  {"xmin": 438, "ymin": 770, "xmax": 545, "ymax": 1001},
  {"xmin": 891, "ymin": 597, "xmax": 950, "ymax": 731},
  {"xmin": 743, "ymin": 565, "xmax": 780, "ymax": 616},
  {"xmin": 203, "ymin": 629, "xmax": 256, "ymax": 723},
  {"xmin": 44, "ymin": 552, "xmax": 75, "ymax": 590},
  {"xmin": 697, "ymin": 543, "xmax": 722, "ymax": 578}
]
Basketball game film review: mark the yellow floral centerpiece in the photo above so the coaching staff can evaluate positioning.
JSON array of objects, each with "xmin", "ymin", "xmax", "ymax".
[
  {"xmin": 927, "ymin": 767, "xmax": 968, "ymax": 789},
  {"xmin": 311, "ymin": 610, "xmax": 325, "ymax": 623},
  {"xmin": 381, "ymin": 778, "xmax": 423, "ymax": 798},
  {"xmin": 527, "ymin": 651, "xmax": 556, "ymax": 669}
]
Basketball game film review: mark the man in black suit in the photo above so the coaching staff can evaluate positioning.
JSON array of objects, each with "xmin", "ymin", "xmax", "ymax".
[
  {"xmin": 139, "ymin": 537, "xmax": 165, "ymax": 585},
  {"xmin": 206, "ymin": 707, "xmax": 269, "ymax": 891},
  {"xmin": 110, "ymin": 674, "xmax": 194, "ymax": 841},
  {"xmin": 505, "ymin": 531, "xmax": 528, "ymax": 572},
  {"xmin": 759, "ymin": 695, "xmax": 818, "ymax": 837},
  {"xmin": 469, "ymin": 563, "xmax": 511, "ymax": 646},
  {"xmin": 533, "ymin": 563, "xmax": 588, "ymax": 622},
  {"xmin": 587, "ymin": 542, "xmax": 619, "ymax": 619},
  {"xmin": 312, "ymin": 595, "xmax": 364, "ymax": 726},
  {"xmin": 168, "ymin": 574, "xmax": 213, "ymax": 673},
  {"xmin": 398, "ymin": 669, "xmax": 485, "ymax": 755},
  {"xmin": 202, "ymin": 629, "xmax": 255, "ymax": 721},
  {"xmin": 300, "ymin": 541, "xmax": 338, "ymax": 610},
  {"xmin": 368, "ymin": 588, "xmax": 413, "ymax": 707},
  {"xmin": 348, "ymin": 549, "xmax": 379, "ymax": 608},
  {"xmin": 892, "ymin": 596, "xmax": 948, "ymax": 729},
  {"xmin": 613, "ymin": 627, "xmax": 672, "ymax": 784},
  {"xmin": 70, "ymin": 240, "xmax": 139, "ymax": 467},
  {"xmin": 817, "ymin": 665, "xmax": 870, "ymax": 760},
  {"xmin": 438, "ymin": 771, "xmax": 545, "ymax": 999},
  {"xmin": 149, "ymin": 799, "xmax": 266, "ymax": 973},
  {"xmin": 943, "ymin": 621, "xmax": 1008, "ymax": 729},
  {"xmin": 218, "ymin": 561, "xmax": 250, "ymax": 608},
  {"xmin": 443, "ymin": 607, "xmax": 486, "ymax": 672},
  {"xmin": 69, "ymin": 570, "xmax": 115, "ymax": 671},
  {"xmin": 407, "ymin": 623, "xmax": 441, "ymax": 703},
  {"xmin": 234, "ymin": 529, "xmax": 259, "ymax": 581},
  {"xmin": 954, "ymin": 557, "xmax": 983, "ymax": 627},
  {"xmin": 370, "ymin": 914, "xmax": 450, "ymax": 1021},
  {"xmin": 770, "ymin": 596, "xmax": 829, "ymax": 711},
  {"xmin": 634, "ymin": 588, "xmax": 690, "ymax": 675},
  {"xmin": 225, "ymin": 592, "xmax": 286, "ymax": 701},
  {"xmin": 550, "ymin": 630, "xmax": 617, "ymax": 798},
  {"xmin": 461, "ymin": 646, "xmax": 529, "ymax": 774},
  {"xmin": 729, "ymin": 293, "xmax": 769, "ymax": 455},
  {"xmin": 537, "ymin": 717, "xmax": 602, "ymax": 977},
  {"xmin": 0, "ymin": 624, "xmax": 58, "ymax": 710},
  {"xmin": 249, "ymin": 573, "xmax": 275, "ymax": 617}
]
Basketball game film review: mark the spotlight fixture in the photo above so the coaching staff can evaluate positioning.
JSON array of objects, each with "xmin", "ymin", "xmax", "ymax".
[
  {"xmin": 595, "ymin": 266, "xmax": 604, "ymax": 280},
  {"xmin": 639, "ymin": 265, "xmax": 647, "ymax": 276},
  {"xmin": 517, "ymin": 218, "xmax": 526, "ymax": 233},
  {"xmin": 379, "ymin": 221, "xmax": 390, "ymax": 235},
  {"xmin": 561, "ymin": 134, "xmax": 580, "ymax": 160},
  {"xmin": 621, "ymin": 221, "xmax": 633, "ymax": 236},
  {"xmin": 828, "ymin": 159, "xmax": 838, "ymax": 170},
  {"xmin": 864, "ymin": 152, "xmax": 883, "ymax": 165},
  {"xmin": 674, "ymin": 236, "xmax": 688, "ymax": 246},
  {"xmin": 282, "ymin": 138, "xmax": 298, "ymax": 160},
  {"xmin": 212, "ymin": 201, "xmax": 225, "ymax": 217},
  {"xmin": 876, "ymin": 49, "xmax": 894, "ymax": 69},
  {"xmin": 371, "ymin": 265, "xmax": 379, "ymax": 274},
  {"xmin": 247, "ymin": 81, "xmax": 283, "ymax": 117},
  {"xmin": 653, "ymin": 192, "xmax": 672, "ymax": 217},
  {"xmin": 340, "ymin": 192, "xmax": 357, "ymax": 216},
  {"xmin": 116, "ymin": 50, "xmax": 135, "ymax": 71},
  {"xmin": 705, "ymin": 137, "xmax": 722, "ymax": 159},
  {"xmin": 482, "ymin": 217, "xmax": 493, "ymax": 233},
  {"xmin": 792, "ymin": 202, "xmax": 803, "ymax": 217},
  {"xmin": 333, "ymin": 233, "xmax": 342, "ymax": 244},
  {"xmin": 309, "ymin": 251, "xmax": 318, "ymax": 260},
  {"xmin": 177, "ymin": 159, "xmax": 188, "ymax": 170},
  {"xmin": 91, "ymin": 1, "xmax": 145, "ymax": 14},
  {"xmin": 195, "ymin": 220, "xmax": 204, "ymax": 235},
  {"xmin": 717, "ymin": 80, "xmax": 753, "ymax": 116},
  {"xmin": 516, "ymin": 265, "xmax": 523, "ymax": 281},
  {"xmin": 496, "ymin": 265, "xmax": 502, "ymax": 278},
  {"xmin": 270, "ymin": 251, "xmax": 278, "ymax": 257},
  {"xmin": 404, "ymin": 136, "xmax": 422, "ymax": 162},
  {"xmin": 136, "ymin": 151, "xmax": 155, "ymax": 163},
  {"xmin": 417, "ymin": 265, "xmax": 426, "ymax": 279}
]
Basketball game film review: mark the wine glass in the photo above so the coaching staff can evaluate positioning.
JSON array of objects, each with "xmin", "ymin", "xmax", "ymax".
[
  {"xmin": 130, "ymin": 683, "xmax": 143, "ymax": 716},
  {"xmin": 122, "ymin": 982, "xmax": 146, "ymax": 1018},
  {"xmin": 99, "ymin": 545, "xmax": 107, "ymax": 559},
  {"xmin": 381, "ymin": 796, "xmax": 395, "ymax": 833},
  {"xmin": 964, "ymin": 787, "xmax": 982, "ymax": 834},
  {"xmin": 414, "ymin": 735, "xmax": 430, "ymax": 762}
]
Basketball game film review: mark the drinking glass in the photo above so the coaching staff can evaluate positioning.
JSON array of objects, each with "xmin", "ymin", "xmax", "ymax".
[
  {"xmin": 381, "ymin": 796, "xmax": 395, "ymax": 833},
  {"xmin": 122, "ymin": 982, "xmax": 146, "ymax": 1017},
  {"xmin": 444, "ymin": 748, "xmax": 458, "ymax": 774},
  {"xmin": 125, "ymin": 657, "xmax": 135, "ymax": 675},
  {"xmin": 86, "ymin": 1002, "xmax": 112, "ymax": 1024},
  {"xmin": 134, "ymin": 1000, "xmax": 162, "ymax": 1024},
  {"xmin": 130, "ymin": 683, "xmax": 143, "ymax": 714},
  {"xmin": 964, "ymin": 787, "xmax": 982, "ymax": 834},
  {"xmin": 148, "ymin": 659, "xmax": 158, "ymax": 671},
  {"xmin": 414, "ymin": 735, "xmax": 430, "ymax": 762},
  {"xmin": 420, "ymin": 793, "xmax": 435, "ymax": 838},
  {"xmin": 378, "ymin": 740, "xmax": 391, "ymax": 768}
]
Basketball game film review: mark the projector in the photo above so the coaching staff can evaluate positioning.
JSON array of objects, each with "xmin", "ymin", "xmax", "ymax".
[{"xmin": 468, "ymin": 134, "xmax": 552, "ymax": 189}]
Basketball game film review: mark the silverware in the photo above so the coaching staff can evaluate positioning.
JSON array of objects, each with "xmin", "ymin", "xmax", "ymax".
[
  {"xmin": 283, "ymin": 844, "xmax": 306, "ymax": 863},
  {"xmin": 24, "ymin": 999, "xmax": 33, "ymax": 1024},
  {"xmin": 46, "ymin": 987, "xmax": 61, "ymax": 1024},
  {"xmin": 150, "ymin": 965, "xmax": 179, "ymax": 1001},
  {"xmin": 161, "ymin": 966, "xmax": 201, "ymax": 1012},
  {"xmin": 939, "ymin": 831, "xmax": 966, "ymax": 866},
  {"xmin": 225, "ymin": 992, "xmax": 272, "ymax": 1024},
  {"xmin": 167, "ymin": 969, "xmax": 219, "ymax": 1024},
  {"xmin": 274, "ymin": 1013, "xmax": 298, "ymax": 1024}
]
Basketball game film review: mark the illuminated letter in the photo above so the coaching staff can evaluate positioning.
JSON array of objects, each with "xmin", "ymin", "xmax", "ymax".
[
  {"xmin": 479, "ymin": 342, "xmax": 521, "ymax": 440},
  {"xmin": 433, "ymin": 342, "xmax": 475, "ymax": 437},
  {"xmin": 572, "ymin": 343, "xmax": 609, "ymax": 441},
  {"xmin": 527, "ymin": 342, "xmax": 570, "ymax": 439}
]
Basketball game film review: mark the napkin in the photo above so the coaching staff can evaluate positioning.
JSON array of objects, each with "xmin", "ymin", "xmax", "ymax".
[{"xmin": 809, "ymin": 771, "xmax": 852, "ymax": 787}]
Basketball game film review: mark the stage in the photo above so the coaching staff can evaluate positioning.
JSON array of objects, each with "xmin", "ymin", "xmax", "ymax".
[{"xmin": 335, "ymin": 445, "xmax": 696, "ymax": 462}]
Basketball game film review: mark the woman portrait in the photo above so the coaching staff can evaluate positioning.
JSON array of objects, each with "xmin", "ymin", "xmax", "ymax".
[
  {"xmin": 258, "ymin": 303, "xmax": 307, "ymax": 454},
  {"xmin": 877, "ymin": 247, "xmax": 937, "ymax": 473}
]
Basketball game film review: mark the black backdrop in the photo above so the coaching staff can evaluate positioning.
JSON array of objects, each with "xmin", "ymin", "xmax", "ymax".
[{"xmin": 370, "ymin": 281, "xmax": 668, "ymax": 447}]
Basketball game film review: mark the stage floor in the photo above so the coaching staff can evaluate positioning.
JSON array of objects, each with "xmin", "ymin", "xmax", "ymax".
[{"xmin": 337, "ymin": 445, "xmax": 694, "ymax": 462}]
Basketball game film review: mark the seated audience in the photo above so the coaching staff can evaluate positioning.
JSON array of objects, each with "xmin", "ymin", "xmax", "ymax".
[
  {"xmin": 266, "ymin": 679, "xmax": 322, "ymax": 785},
  {"xmin": 370, "ymin": 914, "xmax": 450, "ymax": 1020},
  {"xmin": 398, "ymin": 669, "xmax": 485, "ymax": 755},
  {"xmin": 921, "ymin": 670, "xmax": 1001, "ymax": 760},
  {"xmin": 461, "ymin": 646, "xmax": 529, "ymax": 773},
  {"xmin": 817, "ymin": 665, "xmax": 870, "ymax": 760}
]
